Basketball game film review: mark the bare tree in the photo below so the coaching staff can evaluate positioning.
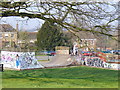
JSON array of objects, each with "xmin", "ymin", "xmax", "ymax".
[
  {"xmin": 18, "ymin": 31, "xmax": 30, "ymax": 50},
  {"xmin": 0, "ymin": 1, "xmax": 119, "ymax": 43}
]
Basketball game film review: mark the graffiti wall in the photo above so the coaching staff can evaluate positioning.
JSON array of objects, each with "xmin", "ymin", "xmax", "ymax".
[
  {"xmin": 76, "ymin": 56, "xmax": 120, "ymax": 70},
  {"xmin": 1, "ymin": 51, "xmax": 44, "ymax": 70}
]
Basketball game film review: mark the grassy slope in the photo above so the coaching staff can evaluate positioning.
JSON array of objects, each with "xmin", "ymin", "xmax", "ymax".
[{"xmin": 2, "ymin": 66, "xmax": 118, "ymax": 88}]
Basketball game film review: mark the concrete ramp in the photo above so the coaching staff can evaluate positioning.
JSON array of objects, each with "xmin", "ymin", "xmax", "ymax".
[
  {"xmin": 1, "ymin": 51, "xmax": 44, "ymax": 70},
  {"xmin": 40, "ymin": 55, "xmax": 73, "ymax": 67}
]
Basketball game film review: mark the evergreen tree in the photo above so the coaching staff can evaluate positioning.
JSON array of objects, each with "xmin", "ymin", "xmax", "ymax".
[{"xmin": 37, "ymin": 21, "xmax": 71, "ymax": 51}]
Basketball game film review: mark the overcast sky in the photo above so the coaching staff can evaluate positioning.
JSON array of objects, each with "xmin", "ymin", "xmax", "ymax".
[
  {"xmin": 0, "ymin": 16, "xmax": 44, "ymax": 32},
  {"xmin": 0, "ymin": 1, "xmax": 119, "ymax": 32}
]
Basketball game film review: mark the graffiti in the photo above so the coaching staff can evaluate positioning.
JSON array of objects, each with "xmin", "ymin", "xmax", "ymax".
[
  {"xmin": 75, "ymin": 55, "xmax": 120, "ymax": 70},
  {"xmin": 0, "ymin": 51, "xmax": 44, "ymax": 70}
]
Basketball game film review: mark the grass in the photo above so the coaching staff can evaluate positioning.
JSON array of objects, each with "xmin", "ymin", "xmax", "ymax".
[
  {"xmin": 38, "ymin": 60, "xmax": 49, "ymax": 61},
  {"xmin": 2, "ymin": 66, "xmax": 119, "ymax": 88},
  {"xmin": 35, "ymin": 54, "xmax": 48, "ymax": 56}
]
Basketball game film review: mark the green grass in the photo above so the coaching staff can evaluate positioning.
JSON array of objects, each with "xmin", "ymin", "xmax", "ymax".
[
  {"xmin": 2, "ymin": 66, "xmax": 119, "ymax": 88},
  {"xmin": 35, "ymin": 54, "xmax": 48, "ymax": 56},
  {"xmin": 38, "ymin": 60, "xmax": 49, "ymax": 61}
]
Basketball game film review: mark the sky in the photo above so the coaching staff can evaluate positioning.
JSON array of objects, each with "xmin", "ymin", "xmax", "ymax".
[
  {"xmin": 0, "ymin": 16, "xmax": 44, "ymax": 32},
  {"xmin": 0, "ymin": 1, "xmax": 119, "ymax": 32}
]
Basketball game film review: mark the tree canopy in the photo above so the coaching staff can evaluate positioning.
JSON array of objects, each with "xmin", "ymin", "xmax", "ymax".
[
  {"xmin": 36, "ymin": 20, "xmax": 72, "ymax": 51},
  {"xmin": 0, "ymin": 1, "xmax": 119, "ymax": 42}
]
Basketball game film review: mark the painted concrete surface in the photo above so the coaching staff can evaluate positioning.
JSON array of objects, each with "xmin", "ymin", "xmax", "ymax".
[
  {"xmin": 0, "ymin": 51, "xmax": 119, "ymax": 70},
  {"xmin": 36, "ymin": 56, "xmax": 54, "ymax": 61},
  {"xmin": 74, "ymin": 56, "xmax": 120, "ymax": 70},
  {"xmin": 0, "ymin": 51, "xmax": 44, "ymax": 70}
]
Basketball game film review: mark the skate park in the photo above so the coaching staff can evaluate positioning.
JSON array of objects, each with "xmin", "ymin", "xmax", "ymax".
[
  {"xmin": 0, "ymin": 45, "xmax": 119, "ymax": 70},
  {"xmin": 38, "ymin": 46, "xmax": 120, "ymax": 70}
]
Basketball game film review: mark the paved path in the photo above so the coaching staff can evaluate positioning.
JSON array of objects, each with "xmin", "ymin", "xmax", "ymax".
[{"xmin": 39, "ymin": 54, "xmax": 73, "ymax": 67}]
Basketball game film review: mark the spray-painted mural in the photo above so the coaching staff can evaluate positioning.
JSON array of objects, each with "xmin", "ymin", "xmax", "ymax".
[
  {"xmin": 75, "ymin": 55, "xmax": 120, "ymax": 70},
  {"xmin": 1, "ymin": 51, "xmax": 44, "ymax": 70}
]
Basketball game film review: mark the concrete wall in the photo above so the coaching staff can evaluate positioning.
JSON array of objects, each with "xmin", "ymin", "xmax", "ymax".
[
  {"xmin": 77, "ymin": 56, "xmax": 120, "ymax": 70},
  {"xmin": 56, "ymin": 50, "xmax": 69, "ymax": 55}
]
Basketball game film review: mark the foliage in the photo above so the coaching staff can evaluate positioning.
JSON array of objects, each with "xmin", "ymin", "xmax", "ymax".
[
  {"xmin": 18, "ymin": 31, "xmax": 29, "ymax": 41},
  {"xmin": 36, "ymin": 21, "xmax": 72, "ymax": 51},
  {"xmin": 2, "ymin": 66, "xmax": 118, "ymax": 88},
  {"xmin": 18, "ymin": 31, "xmax": 30, "ymax": 49}
]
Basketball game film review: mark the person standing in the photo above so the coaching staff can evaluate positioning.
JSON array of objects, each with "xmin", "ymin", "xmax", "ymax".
[{"xmin": 16, "ymin": 54, "xmax": 20, "ymax": 68}]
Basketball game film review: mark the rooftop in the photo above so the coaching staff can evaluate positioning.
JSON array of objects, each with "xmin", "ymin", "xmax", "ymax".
[{"xmin": 0, "ymin": 24, "xmax": 16, "ymax": 32}]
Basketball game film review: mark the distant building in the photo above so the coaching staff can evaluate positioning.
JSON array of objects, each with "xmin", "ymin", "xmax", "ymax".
[
  {"xmin": 55, "ymin": 46, "xmax": 69, "ymax": 54},
  {"xmin": 80, "ymin": 39, "xmax": 97, "ymax": 51},
  {"xmin": 0, "ymin": 24, "xmax": 16, "ymax": 32},
  {"xmin": 0, "ymin": 24, "xmax": 38, "ymax": 50},
  {"xmin": 0, "ymin": 32, "xmax": 17, "ymax": 48},
  {"xmin": 0, "ymin": 24, "xmax": 17, "ymax": 49},
  {"xmin": 63, "ymin": 31, "xmax": 97, "ymax": 51}
]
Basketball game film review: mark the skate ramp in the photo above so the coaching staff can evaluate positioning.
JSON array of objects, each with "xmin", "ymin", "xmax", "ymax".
[
  {"xmin": 79, "ymin": 56, "xmax": 120, "ymax": 70},
  {"xmin": 40, "ymin": 54, "xmax": 73, "ymax": 67},
  {"xmin": 1, "ymin": 51, "xmax": 44, "ymax": 70}
]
